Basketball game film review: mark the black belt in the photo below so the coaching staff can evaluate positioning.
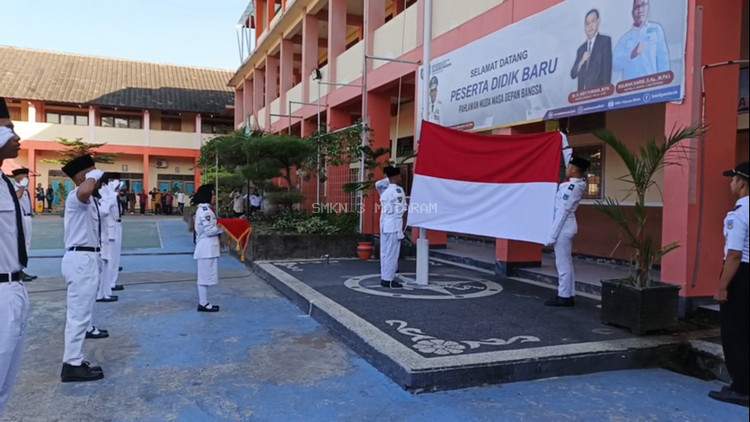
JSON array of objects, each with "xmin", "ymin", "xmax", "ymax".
[
  {"xmin": 67, "ymin": 246, "xmax": 101, "ymax": 252},
  {"xmin": 23, "ymin": 213, "xmax": 32, "ymax": 217},
  {"xmin": 0, "ymin": 272, "xmax": 23, "ymax": 283},
  {"xmin": 116, "ymin": 219, "xmax": 122, "ymax": 223}
]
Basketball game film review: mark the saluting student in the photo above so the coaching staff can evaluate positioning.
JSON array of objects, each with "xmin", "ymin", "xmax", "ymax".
[
  {"xmin": 379, "ymin": 166, "xmax": 407, "ymax": 289},
  {"xmin": 545, "ymin": 156, "xmax": 590, "ymax": 307},
  {"xmin": 0, "ymin": 117, "xmax": 31, "ymax": 411},
  {"xmin": 60, "ymin": 154, "xmax": 106, "ymax": 382},
  {"xmin": 192, "ymin": 184, "xmax": 223, "ymax": 312},
  {"xmin": 12, "ymin": 168, "xmax": 37, "ymax": 281},
  {"xmin": 708, "ymin": 162, "xmax": 749, "ymax": 407}
]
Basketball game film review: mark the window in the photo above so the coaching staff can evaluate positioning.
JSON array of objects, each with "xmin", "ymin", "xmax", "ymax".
[
  {"xmin": 46, "ymin": 112, "xmax": 88, "ymax": 126},
  {"xmin": 161, "ymin": 117, "xmax": 182, "ymax": 132},
  {"xmin": 560, "ymin": 112, "xmax": 606, "ymax": 135},
  {"xmin": 396, "ymin": 136, "xmax": 414, "ymax": 158},
  {"xmin": 201, "ymin": 122, "xmax": 233, "ymax": 134},
  {"xmin": 563, "ymin": 144, "xmax": 604, "ymax": 200},
  {"xmin": 101, "ymin": 115, "xmax": 142, "ymax": 129}
]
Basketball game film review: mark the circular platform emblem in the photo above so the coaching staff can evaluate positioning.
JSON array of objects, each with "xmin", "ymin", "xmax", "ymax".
[{"xmin": 344, "ymin": 273, "xmax": 503, "ymax": 300}]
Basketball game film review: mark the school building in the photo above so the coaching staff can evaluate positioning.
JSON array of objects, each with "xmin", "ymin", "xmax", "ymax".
[
  {"xmin": 231, "ymin": 0, "xmax": 748, "ymax": 300},
  {"xmin": 0, "ymin": 45, "xmax": 234, "ymax": 209}
]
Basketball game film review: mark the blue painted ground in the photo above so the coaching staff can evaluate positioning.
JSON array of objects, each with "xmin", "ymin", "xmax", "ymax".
[{"xmin": 2, "ymin": 218, "xmax": 747, "ymax": 421}]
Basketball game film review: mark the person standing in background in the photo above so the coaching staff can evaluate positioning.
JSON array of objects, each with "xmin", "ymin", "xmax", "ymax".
[
  {"xmin": 35, "ymin": 183, "xmax": 45, "ymax": 213},
  {"xmin": 127, "ymin": 190, "xmax": 136, "ymax": 215},
  {"xmin": 176, "ymin": 189, "xmax": 186, "ymax": 215},
  {"xmin": 12, "ymin": 168, "xmax": 37, "ymax": 282},
  {"xmin": 138, "ymin": 190, "xmax": 148, "ymax": 215},
  {"xmin": 709, "ymin": 162, "xmax": 749, "ymax": 407},
  {"xmin": 46, "ymin": 185, "xmax": 55, "ymax": 212}
]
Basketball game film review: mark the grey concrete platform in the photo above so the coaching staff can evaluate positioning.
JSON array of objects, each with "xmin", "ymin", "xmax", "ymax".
[{"xmin": 253, "ymin": 257, "xmax": 717, "ymax": 392}]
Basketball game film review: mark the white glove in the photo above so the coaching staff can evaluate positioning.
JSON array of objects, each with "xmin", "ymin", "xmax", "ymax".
[
  {"xmin": 85, "ymin": 169, "xmax": 104, "ymax": 181},
  {"xmin": 19, "ymin": 177, "xmax": 29, "ymax": 188}
]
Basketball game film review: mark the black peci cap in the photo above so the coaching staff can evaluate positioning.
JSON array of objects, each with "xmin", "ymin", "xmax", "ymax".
[
  {"xmin": 0, "ymin": 97, "xmax": 9, "ymax": 119},
  {"xmin": 11, "ymin": 168, "xmax": 29, "ymax": 176},
  {"xmin": 62, "ymin": 155, "xmax": 96, "ymax": 179},
  {"xmin": 570, "ymin": 156, "xmax": 591, "ymax": 172},
  {"xmin": 384, "ymin": 166, "xmax": 401, "ymax": 177},
  {"xmin": 723, "ymin": 161, "xmax": 749, "ymax": 180}
]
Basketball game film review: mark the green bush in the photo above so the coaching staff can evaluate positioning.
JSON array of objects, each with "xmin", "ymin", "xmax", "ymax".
[
  {"xmin": 295, "ymin": 216, "xmax": 340, "ymax": 235},
  {"xmin": 266, "ymin": 190, "xmax": 304, "ymax": 210}
]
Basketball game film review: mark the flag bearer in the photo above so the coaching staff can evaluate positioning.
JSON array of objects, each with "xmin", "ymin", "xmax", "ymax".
[
  {"xmin": 12, "ymin": 168, "xmax": 37, "ymax": 281},
  {"xmin": 379, "ymin": 166, "xmax": 406, "ymax": 288},
  {"xmin": 95, "ymin": 174, "xmax": 120, "ymax": 303},
  {"xmin": 0, "ymin": 119, "xmax": 31, "ymax": 411},
  {"xmin": 545, "ymin": 156, "xmax": 590, "ymax": 307},
  {"xmin": 709, "ymin": 162, "xmax": 749, "ymax": 407},
  {"xmin": 192, "ymin": 184, "xmax": 223, "ymax": 312},
  {"xmin": 60, "ymin": 154, "xmax": 105, "ymax": 382}
]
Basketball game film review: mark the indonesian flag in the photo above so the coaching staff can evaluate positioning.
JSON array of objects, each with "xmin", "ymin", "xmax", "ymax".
[{"xmin": 407, "ymin": 122, "xmax": 564, "ymax": 245}]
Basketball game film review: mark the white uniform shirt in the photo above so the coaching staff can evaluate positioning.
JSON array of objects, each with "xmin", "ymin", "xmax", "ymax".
[
  {"xmin": 549, "ymin": 178, "xmax": 587, "ymax": 242},
  {"xmin": 723, "ymin": 196, "xmax": 749, "ymax": 262},
  {"xmin": 98, "ymin": 191, "xmax": 118, "ymax": 259},
  {"xmin": 232, "ymin": 193, "xmax": 245, "ymax": 213},
  {"xmin": 194, "ymin": 204, "xmax": 221, "ymax": 259},
  {"xmin": 15, "ymin": 187, "xmax": 32, "ymax": 216},
  {"xmin": 613, "ymin": 22, "xmax": 670, "ymax": 80},
  {"xmin": 375, "ymin": 177, "xmax": 390, "ymax": 195},
  {"xmin": 0, "ymin": 176, "xmax": 22, "ymax": 273},
  {"xmin": 380, "ymin": 183, "xmax": 406, "ymax": 234},
  {"xmin": 64, "ymin": 189, "xmax": 100, "ymax": 249},
  {"xmin": 177, "ymin": 192, "xmax": 186, "ymax": 204}
]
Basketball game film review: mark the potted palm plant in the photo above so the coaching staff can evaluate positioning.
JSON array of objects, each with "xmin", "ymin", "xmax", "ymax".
[{"xmin": 594, "ymin": 126, "xmax": 703, "ymax": 335}]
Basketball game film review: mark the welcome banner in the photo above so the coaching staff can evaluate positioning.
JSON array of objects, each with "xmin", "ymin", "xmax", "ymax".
[{"xmin": 418, "ymin": 0, "xmax": 688, "ymax": 131}]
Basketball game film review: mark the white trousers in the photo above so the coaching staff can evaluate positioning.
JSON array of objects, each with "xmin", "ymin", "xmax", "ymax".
[
  {"xmin": 379, "ymin": 232, "xmax": 401, "ymax": 282},
  {"xmin": 0, "ymin": 282, "xmax": 29, "ymax": 413},
  {"xmin": 61, "ymin": 252, "xmax": 99, "ymax": 365},
  {"xmin": 196, "ymin": 258, "xmax": 218, "ymax": 286},
  {"xmin": 109, "ymin": 225, "xmax": 122, "ymax": 289},
  {"xmin": 554, "ymin": 232, "xmax": 576, "ymax": 298},
  {"xmin": 97, "ymin": 255, "xmax": 113, "ymax": 300},
  {"xmin": 22, "ymin": 216, "xmax": 32, "ymax": 252}
]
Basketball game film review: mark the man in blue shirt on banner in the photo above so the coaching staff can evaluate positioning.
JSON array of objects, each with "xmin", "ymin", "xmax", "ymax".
[{"xmin": 613, "ymin": 0, "xmax": 670, "ymax": 81}]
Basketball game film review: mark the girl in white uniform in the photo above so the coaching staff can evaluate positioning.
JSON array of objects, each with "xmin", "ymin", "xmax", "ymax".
[{"xmin": 192, "ymin": 185, "xmax": 223, "ymax": 312}]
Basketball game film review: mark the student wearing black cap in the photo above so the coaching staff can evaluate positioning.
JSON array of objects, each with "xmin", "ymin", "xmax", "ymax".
[
  {"xmin": 11, "ymin": 168, "xmax": 37, "ymax": 281},
  {"xmin": 0, "ymin": 97, "xmax": 30, "ymax": 412},
  {"xmin": 709, "ymin": 161, "xmax": 749, "ymax": 407},
  {"xmin": 59, "ymin": 154, "xmax": 106, "ymax": 382},
  {"xmin": 379, "ymin": 166, "xmax": 406, "ymax": 288},
  {"xmin": 545, "ymin": 156, "xmax": 590, "ymax": 307},
  {"xmin": 192, "ymin": 184, "xmax": 223, "ymax": 312}
]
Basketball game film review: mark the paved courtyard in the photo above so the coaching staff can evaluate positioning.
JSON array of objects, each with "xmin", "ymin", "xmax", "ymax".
[{"xmin": 2, "ymin": 217, "xmax": 747, "ymax": 421}]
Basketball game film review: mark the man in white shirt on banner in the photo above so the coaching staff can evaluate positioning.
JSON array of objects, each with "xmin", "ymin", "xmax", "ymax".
[
  {"xmin": 379, "ymin": 166, "xmax": 406, "ymax": 289},
  {"xmin": 545, "ymin": 156, "xmax": 590, "ymax": 307},
  {"xmin": 613, "ymin": 0, "xmax": 670, "ymax": 81},
  {"xmin": 0, "ymin": 106, "xmax": 31, "ymax": 412},
  {"xmin": 12, "ymin": 168, "xmax": 37, "ymax": 281}
]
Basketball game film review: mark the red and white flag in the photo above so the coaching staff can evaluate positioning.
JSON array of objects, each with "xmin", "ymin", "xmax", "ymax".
[{"xmin": 407, "ymin": 122, "xmax": 563, "ymax": 245}]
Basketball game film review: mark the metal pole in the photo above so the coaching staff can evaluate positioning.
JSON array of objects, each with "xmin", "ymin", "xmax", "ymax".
[
  {"xmin": 357, "ymin": 4, "xmax": 370, "ymax": 234},
  {"xmin": 317, "ymin": 79, "xmax": 322, "ymax": 205},
  {"xmin": 215, "ymin": 146, "xmax": 219, "ymax": 214},
  {"xmin": 415, "ymin": 0, "xmax": 432, "ymax": 286}
]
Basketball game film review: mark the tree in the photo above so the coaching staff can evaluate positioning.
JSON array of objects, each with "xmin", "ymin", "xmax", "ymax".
[
  {"xmin": 593, "ymin": 125, "xmax": 705, "ymax": 288},
  {"xmin": 49, "ymin": 138, "xmax": 116, "ymax": 165}
]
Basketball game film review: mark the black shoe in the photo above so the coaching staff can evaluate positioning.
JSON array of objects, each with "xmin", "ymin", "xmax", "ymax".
[
  {"xmin": 21, "ymin": 271, "xmax": 37, "ymax": 282},
  {"xmin": 61, "ymin": 362, "xmax": 104, "ymax": 382},
  {"xmin": 380, "ymin": 280, "xmax": 403, "ymax": 288},
  {"xmin": 112, "ymin": 285, "xmax": 125, "ymax": 291},
  {"xmin": 118, "ymin": 267, "xmax": 123, "ymax": 272},
  {"xmin": 96, "ymin": 296, "xmax": 118, "ymax": 303},
  {"xmin": 85, "ymin": 327, "xmax": 109, "ymax": 339},
  {"xmin": 197, "ymin": 303, "xmax": 220, "ymax": 312},
  {"xmin": 544, "ymin": 296, "xmax": 575, "ymax": 307},
  {"xmin": 708, "ymin": 389, "xmax": 749, "ymax": 407}
]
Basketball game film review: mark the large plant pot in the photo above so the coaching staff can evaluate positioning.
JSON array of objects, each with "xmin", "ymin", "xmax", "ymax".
[
  {"xmin": 357, "ymin": 241, "xmax": 374, "ymax": 260},
  {"xmin": 600, "ymin": 279, "xmax": 680, "ymax": 335}
]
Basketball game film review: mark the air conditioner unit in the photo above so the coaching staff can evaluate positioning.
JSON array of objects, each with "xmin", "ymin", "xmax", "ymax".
[{"xmin": 155, "ymin": 160, "xmax": 169, "ymax": 169}]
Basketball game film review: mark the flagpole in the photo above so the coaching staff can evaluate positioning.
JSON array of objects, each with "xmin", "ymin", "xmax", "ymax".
[{"xmin": 414, "ymin": 0, "xmax": 432, "ymax": 286}]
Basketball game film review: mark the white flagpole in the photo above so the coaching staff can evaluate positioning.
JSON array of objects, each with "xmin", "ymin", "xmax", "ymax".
[{"xmin": 414, "ymin": 0, "xmax": 432, "ymax": 286}]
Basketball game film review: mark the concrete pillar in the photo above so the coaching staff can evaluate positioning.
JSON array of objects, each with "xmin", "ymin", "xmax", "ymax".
[
  {"xmin": 234, "ymin": 88, "xmax": 244, "ymax": 128},
  {"xmin": 27, "ymin": 148, "xmax": 37, "ymax": 209},
  {"xmin": 27, "ymin": 102, "xmax": 37, "ymax": 123},
  {"xmin": 253, "ymin": 69, "xmax": 265, "ymax": 129},
  {"xmin": 88, "ymin": 106, "xmax": 96, "ymax": 141},
  {"xmin": 362, "ymin": 91, "xmax": 391, "ymax": 235},
  {"xmin": 193, "ymin": 157, "xmax": 202, "ymax": 189},
  {"xmin": 243, "ymin": 79, "xmax": 253, "ymax": 126},
  {"xmin": 302, "ymin": 13, "xmax": 319, "ymax": 102},
  {"xmin": 661, "ymin": 0, "xmax": 744, "ymax": 298},
  {"xmin": 143, "ymin": 154, "xmax": 150, "ymax": 207},
  {"xmin": 256, "ymin": 0, "xmax": 266, "ymax": 38},
  {"xmin": 327, "ymin": 0, "xmax": 348, "ymax": 85},
  {"xmin": 364, "ymin": 0, "xmax": 386, "ymax": 71},
  {"xmin": 265, "ymin": 56, "xmax": 279, "ymax": 130},
  {"xmin": 280, "ymin": 39, "xmax": 295, "ymax": 115},
  {"xmin": 143, "ymin": 110, "xmax": 151, "ymax": 145},
  {"xmin": 195, "ymin": 114, "xmax": 202, "ymax": 148}
]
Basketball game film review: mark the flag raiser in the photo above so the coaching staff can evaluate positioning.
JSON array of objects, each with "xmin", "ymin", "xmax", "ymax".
[{"xmin": 406, "ymin": 122, "xmax": 564, "ymax": 245}]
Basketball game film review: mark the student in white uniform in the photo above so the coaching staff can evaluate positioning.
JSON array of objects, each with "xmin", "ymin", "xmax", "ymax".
[
  {"xmin": 379, "ymin": 166, "xmax": 406, "ymax": 288},
  {"xmin": 709, "ymin": 162, "xmax": 749, "ymax": 407},
  {"xmin": 545, "ymin": 156, "xmax": 590, "ymax": 307},
  {"xmin": 60, "ymin": 154, "xmax": 106, "ymax": 382},
  {"xmin": 95, "ymin": 173, "xmax": 121, "ymax": 303},
  {"xmin": 12, "ymin": 168, "xmax": 37, "ymax": 282},
  {"xmin": 0, "ymin": 120, "xmax": 31, "ymax": 412},
  {"xmin": 192, "ymin": 184, "xmax": 223, "ymax": 312}
]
